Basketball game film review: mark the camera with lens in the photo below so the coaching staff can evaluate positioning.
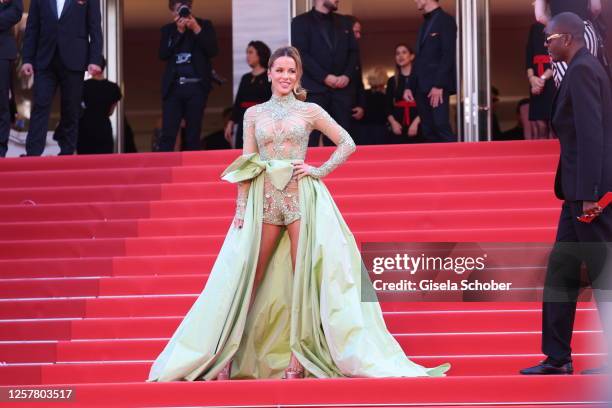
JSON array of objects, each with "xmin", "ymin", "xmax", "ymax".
[{"xmin": 177, "ymin": 4, "xmax": 191, "ymax": 18}]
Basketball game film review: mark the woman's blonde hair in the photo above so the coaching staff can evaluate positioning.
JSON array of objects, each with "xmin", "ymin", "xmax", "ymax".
[
  {"xmin": 367, "ymin": 66, "xmax": 389, "ymax": 89},
  {"xmin": 268, "ymin": 46, "xmax": 308, "ymax": 101}
]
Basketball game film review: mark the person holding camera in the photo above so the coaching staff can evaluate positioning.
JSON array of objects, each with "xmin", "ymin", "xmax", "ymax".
[{"xmin": 158, "ymin": 0, "xmax": 218, "ymax": 152}]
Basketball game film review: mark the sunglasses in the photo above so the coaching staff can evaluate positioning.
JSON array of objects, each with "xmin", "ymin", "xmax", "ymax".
[{"xmin": 545, "ymin": 33, "xmax": 569, "ymax": 45}]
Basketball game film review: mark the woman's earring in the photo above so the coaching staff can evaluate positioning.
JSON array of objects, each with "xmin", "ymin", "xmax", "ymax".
[{"xmin": 268, "ymin": 77, "xmax": 272, "ymax": 83}]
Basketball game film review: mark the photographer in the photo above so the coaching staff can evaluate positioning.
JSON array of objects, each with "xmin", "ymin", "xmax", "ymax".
[{"xmin": 158, "ymin": 0, "xmax": 218, "ymax": 152}]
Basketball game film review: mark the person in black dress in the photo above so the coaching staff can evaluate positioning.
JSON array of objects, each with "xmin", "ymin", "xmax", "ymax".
[
  {"xmin": 225, "ymin": 40, "xmax": 271, "ymax": 149},
  {"xmin": 534, "ymin": 0, "xmax": 602, "ymax": 86},
  {"xmin": 386, "ymin": 44, "xmax": 422, "ymax": 144},
  {"xmin": 77, "ymin": 58, "xmax": 122, "ymax": 154},
  {"xmin": 526, "ymin": 22, "xmax": 555, "ymax": 139},
  {"xmin": 357, "ymin": 67, "xmax": 388, "ymax": 145}
]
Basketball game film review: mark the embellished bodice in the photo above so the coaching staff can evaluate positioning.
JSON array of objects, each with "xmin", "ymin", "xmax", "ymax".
[
  {"xmin": 245, "ymin": 93, "xmax": 316, "ymax": 161},
  {"xmin": 235, "ymin": 92, "xmax": 356, "ymax": 225}
]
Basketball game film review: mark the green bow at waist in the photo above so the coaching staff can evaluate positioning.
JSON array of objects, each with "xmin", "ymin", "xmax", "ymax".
[{"xmin": 221, "ymin": 153, "xmax": 302, "ymax": 190}]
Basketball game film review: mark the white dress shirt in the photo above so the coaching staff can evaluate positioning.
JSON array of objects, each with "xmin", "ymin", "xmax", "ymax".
[{"xmin": 56, "ymin": 0, "xmax": 66, "ymax": 17}]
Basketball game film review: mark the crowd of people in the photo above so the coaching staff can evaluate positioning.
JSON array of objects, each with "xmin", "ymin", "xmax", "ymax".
[{"xmin": 0, "ymin": 0, "xmax": 610, "ymax": 157}]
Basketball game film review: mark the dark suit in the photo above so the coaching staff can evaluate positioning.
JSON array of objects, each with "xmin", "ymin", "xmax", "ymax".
[
  {"xmin": 0, "ymin": 0, "xmax": 23, "ymax": 157},
  {"xmin": 409, "ymin": 7, "xmax": 456, "ymax": 143},
  {"xmin": 542, "ymin": 47, "xmax": 612, "ymax": 365},
  {"xmin": 349, "ymin": 52, "xmax": 366, "ymax": 145},
  {"xmin": 158, "ymin": 18, "xmax": 218, "ymax": 152},
  {"xmin": 292, "ymin": 9, "xmax": 358, "ymax": 146},
  {"xmin": 22, "ymin": 0, "xmax": 103, "ymax": 156}
]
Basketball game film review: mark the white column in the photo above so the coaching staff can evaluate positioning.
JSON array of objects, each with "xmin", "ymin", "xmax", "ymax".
[
  {"xmin": 456, "ymin": 0, "xmax": 491, "ymax": 142},
  {"xmin": 101, "ymin": 0, "xmax": 124, "ymax": 152},
  {"xmin": 231, "ymin": 0, "xmax": 294, "ymax": 98}
]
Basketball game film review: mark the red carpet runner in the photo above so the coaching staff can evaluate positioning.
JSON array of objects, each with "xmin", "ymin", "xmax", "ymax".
[{"xmin": 0, "ymin": 140, "xmax": 608, "ymax": 407}]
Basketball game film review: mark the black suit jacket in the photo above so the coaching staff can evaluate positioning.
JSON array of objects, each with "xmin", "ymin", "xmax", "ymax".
[
  {"xmin": 552, "ymin": 47, "xmax": 612, "ymax": 202},
  {"xmin": 0, "ymin": 0, "xmax": 23, "ymax": 60},
  {"xmin": 351, "ymin": 55, "xmax": 366, "ymax": 108},
  {"xmin": 22, "ymin": 0, "xmax": 103, "ymax": 71},
  {"xmin": 159, "ymin": 18, "xmax": 218, "ymax": 99},
  {"xmin": 291, "ymin": 9, "xmax": 358, "ymax": 94},
  {"xmin": 409, "ymin": 7, "xmax": 457, "ymax": 94}
]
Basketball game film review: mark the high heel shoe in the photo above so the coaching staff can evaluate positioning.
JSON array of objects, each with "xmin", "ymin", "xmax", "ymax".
[
  {"xmin": 215, "ymin": 360, "xmax": 232, "ymax": 381},
  {"xmin": 282, "ymin": 355, "xmax": 305, "ymax": 379},
  {"xmin": 282, "ymin": 366, "xmax": 305, "ymax": 379}
]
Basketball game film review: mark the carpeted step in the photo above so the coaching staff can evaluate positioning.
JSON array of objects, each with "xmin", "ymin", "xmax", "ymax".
[
  {"xmin": 0, "ymin": 332, "xmax": 605, "ymax": 365},
  {"xmin": 0, "ymin": 209, "xmax": 561, "ymax": 241},
  {"xmin": 0, "ymin": 140, "xmax": 559, "ymax": 172},
  {"xmin": 0, "ymin": 353, "xmax": 607, "ymax": 385},
  {"xmin": 0, "ymin": 173, "xmax": 555, "ymax": 205},
  {"xmin": 0, "ymin": 191, "xmax": 558, "ymax": 223},
  {"xmin": 0, "ymin": 374, "xmax": 607, "ymax": 407},
  {"xmin": 0, "ymin": 309, "xmax": 600, "ymax": 341}
]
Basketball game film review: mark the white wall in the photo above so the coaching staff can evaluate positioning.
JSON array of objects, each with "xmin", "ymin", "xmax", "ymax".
[{"xmin": 231, "ymin": 0, "xmax": 292, "ymax": 97}]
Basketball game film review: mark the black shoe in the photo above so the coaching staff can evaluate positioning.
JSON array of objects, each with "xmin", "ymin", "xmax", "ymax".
[
  {"xmin": 581, "ymin": 365, "xmax": 609, "ymax": 375},
  {"xmin": 520, "ymin": 359, "xmax": 574, "ymax": 375}
]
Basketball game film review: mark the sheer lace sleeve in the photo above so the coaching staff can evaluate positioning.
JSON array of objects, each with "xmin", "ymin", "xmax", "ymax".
[
  {"xmin": 309, "ymin": 104, "xmax": 356, "ymax": 178},
  {"xmin": 235, "ymin": 108, "xmax": 258, "ymax": 221}
]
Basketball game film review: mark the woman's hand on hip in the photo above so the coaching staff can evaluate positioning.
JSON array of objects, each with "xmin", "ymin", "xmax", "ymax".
[{"xmin": 293, "ymin": 163, "xmax": 317, "ymax": 180}]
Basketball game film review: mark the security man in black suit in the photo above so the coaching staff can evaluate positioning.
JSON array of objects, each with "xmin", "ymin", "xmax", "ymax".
[
  {"xmin": 158, "ymin": 0, "xmax": 218, "ymax": 152},
  {"xmin": 0, "ymin": 0, "xmax": 23, "ymax": 158},
  {"xmin": 521, "ymin": 12, "xmax": 612, "ymax": 376},
  {"xmin": 348, "ymin": 15, "xmax": 365, "ymax": 145},
  {"xmin": 21, "ymin": 0, "xmax": 104, "ymax": 156},
  {"xmin": 292, "ymin": 0, "xmax": 359, "ymax": 146},
  {"xmin": 404, "ymin": 0, "xmax": 456, "ymax": 143}
]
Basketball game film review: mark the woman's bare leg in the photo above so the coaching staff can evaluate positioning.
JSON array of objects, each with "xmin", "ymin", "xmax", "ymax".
[
  {"xmin": 251, "ymin": 223, "xmax": 284, "ymax": 307},
  {"xmin": 216, "ymin": 222, "xmax": 283, "ymax": 380},
  {"xmin": 284, "ymin": 220, "xmax": 304, "ymax": 378}
]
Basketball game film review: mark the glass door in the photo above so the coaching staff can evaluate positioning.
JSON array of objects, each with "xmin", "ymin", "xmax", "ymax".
[{"xmin": 456, "ymin": 0, "xmax": 491, "ymax": 142}]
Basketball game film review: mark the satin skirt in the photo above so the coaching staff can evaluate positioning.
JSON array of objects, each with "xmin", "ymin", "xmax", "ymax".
[{"xmin": 147, "ymin": 154, "xmax": 450, "ymax": 381}]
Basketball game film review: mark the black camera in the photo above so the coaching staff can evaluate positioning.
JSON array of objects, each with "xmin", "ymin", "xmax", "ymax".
[{"xmin": 177, "ymin": 4, "xmax": 191, "ymax": 18}]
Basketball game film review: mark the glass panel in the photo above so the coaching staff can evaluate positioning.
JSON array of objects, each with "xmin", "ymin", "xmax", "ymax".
[{"xmin": 457, "ymin": 0, "xmax": 491, "ymax": 142}]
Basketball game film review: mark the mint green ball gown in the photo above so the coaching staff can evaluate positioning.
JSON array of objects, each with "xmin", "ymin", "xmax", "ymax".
[{"xmin": 148, "ymin": 93, "xmax": 450, "ymax": 381}]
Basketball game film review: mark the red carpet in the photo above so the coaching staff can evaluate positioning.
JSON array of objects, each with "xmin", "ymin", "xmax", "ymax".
[{"xmin": 0, "ymin": 140, "xmax": 608, "ymax": 407}]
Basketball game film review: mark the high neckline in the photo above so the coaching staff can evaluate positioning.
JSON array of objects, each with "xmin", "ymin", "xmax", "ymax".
[{"xmin": 271, "ymin": 92, "xmax": 297, "ymax": 105}]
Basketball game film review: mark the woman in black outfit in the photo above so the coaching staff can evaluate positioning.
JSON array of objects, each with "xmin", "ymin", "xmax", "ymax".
[
  {"xmin": 358, "ymin": 67, "xmax": 389, "ymax": 145},
  {"xmin": 525, "ymin": 22, "xmax": 555, "ymax": 139},
  {"xmin": 77, "ymin": 58, "xmax": 122, "ymax": 154},
  {"xmin": 534, "ymin": 0, "xmax": 602, "ymax": 86},
  {"xmin": 386, "ymin": 44, "xmax": 422, "ymax": 144},
  {"xmin": 224, "ymin": 41, "xmax": 272, "ymax": 149}
]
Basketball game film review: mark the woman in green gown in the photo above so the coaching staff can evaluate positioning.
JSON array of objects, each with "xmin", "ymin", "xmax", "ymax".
[{"xmin": 148, "ymin": 46, "xmax": 450, "ymax": 382}]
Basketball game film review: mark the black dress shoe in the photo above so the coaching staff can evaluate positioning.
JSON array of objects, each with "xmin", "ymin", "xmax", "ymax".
[
  {"xmin": 581, "ymin": 365, "xmax": 609, "ymax": 375},
  {"xmin": 520, "ymin": 359, "xmax": 574, "ymax": 375}
]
